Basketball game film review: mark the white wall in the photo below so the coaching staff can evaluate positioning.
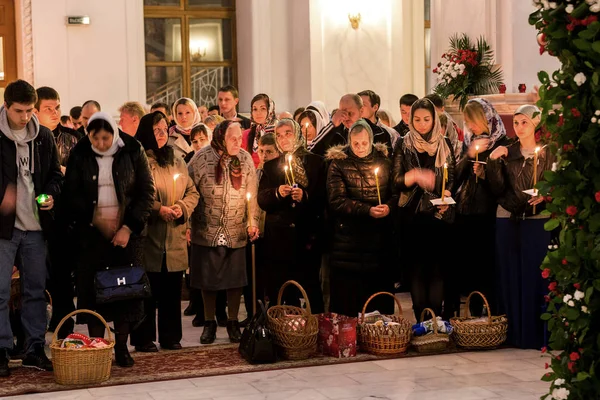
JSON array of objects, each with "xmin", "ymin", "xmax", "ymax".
[{"xmin": 31, "ymin": 0, "xmax": 145, "ymax": 117}]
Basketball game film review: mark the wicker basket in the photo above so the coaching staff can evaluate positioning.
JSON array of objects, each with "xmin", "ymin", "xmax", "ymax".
[
  {"xmin": 411, "ymin": 308, "xmax": 450, "ymax": 353},
  {"xmin": 50, "ymin": 309, "xmax": 115, "ymax": 385},
  {"xmin": 266, "ymin": 280, "xmax": 318, "ymax": 360},
  {"xmin": 357, "ymin": 292, "xmax": 412, "ymax": 355},
  {"xmin": 450, "ymin": 291, "xmax": 508, "ymax": 349}
]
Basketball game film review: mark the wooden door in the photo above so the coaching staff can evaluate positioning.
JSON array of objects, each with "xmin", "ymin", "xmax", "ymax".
[{"xmin": 0, "ymin": 0, "xmax": 17, "ymax": 87}]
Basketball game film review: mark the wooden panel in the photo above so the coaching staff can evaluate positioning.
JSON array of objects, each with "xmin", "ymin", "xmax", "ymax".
[{"xmin": 0, "ymin": 0, "xmax": 16, "ymax": 86}]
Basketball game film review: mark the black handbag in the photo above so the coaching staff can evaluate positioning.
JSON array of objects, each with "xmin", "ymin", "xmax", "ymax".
[
  {"xmin": 238, "ymin": 300, "xmax": 276, "ymax": 364},
  {"xmin": 94, "ymin": 265, "xmax": 152, "ymax": 304}
]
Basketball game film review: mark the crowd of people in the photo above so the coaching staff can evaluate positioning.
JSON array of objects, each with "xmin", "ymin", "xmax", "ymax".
[{"xmin": 0, "ymin": 78, "xmax": 554, "ymax": 377}]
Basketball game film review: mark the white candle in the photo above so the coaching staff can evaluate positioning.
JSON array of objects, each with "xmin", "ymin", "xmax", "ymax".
[
  {"xmin": 172, "ymin": 173, "xmax": 181, "ymax": 206},
  {"xmin": 374, "ymin": 167, "xmax": 381, "ymax": 205},
  {"xmin": 287, "ymin": 154, "xmax": 296, "ymax": 185},
  {"xmin": 246, "ymin": 192, "xmax": 252, "ymax": 229}
]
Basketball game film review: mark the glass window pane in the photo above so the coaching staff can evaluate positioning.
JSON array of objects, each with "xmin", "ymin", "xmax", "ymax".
[
  {"xmin": 144, "ymin": 18, "xmax": 182, "ymax": 62},
  {"xmin": 146, "ymin": 66, "xmax": 183, "ymax": 106},
  {"xmin": 144, "ymin": 0, "xmax": 181, "ymax": 6},
  {"xmin": 190, "ymin": 66, "xmax": 233, "ymax": 107},
  {"xmin": 188, "ymin": 19, "xmax": 233, "ymax": 62},
  {"xmin": 0, "ymin": 37, "xmax": 4, "ymax": 81},
  {"xmin": 188, "ymin": 0, "xmax": 234, "ymax": 7}
]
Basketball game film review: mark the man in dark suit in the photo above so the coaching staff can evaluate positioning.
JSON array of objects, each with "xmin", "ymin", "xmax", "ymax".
[{"xmin": 218, "ymin": 85, "xmax": 251, "ymax": 129}]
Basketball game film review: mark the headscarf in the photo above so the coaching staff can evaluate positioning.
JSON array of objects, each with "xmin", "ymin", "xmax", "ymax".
[
  {"xmin": 306, "ymin": 100, "xmax": 331, "ymax": 151},
  {"xmin": 440, "ymin": 112, "xmax": 462, "ymax": 160},
  {"xmin": 171, "ymin": 97, "xmax": 202, "ymax": 135},
  {"xmin": 249, "ymin": 97, "xmax": 277, "ymax": 153},
  {"xmin": 135, "ymin": 111, "xmax": 174, "ymax": 167},
  {"xmin": 404, "ymin": 99, "xmax": 452, "ymax": 168},
  {"xmin": 210, "ymin": 120, "xmax": 243, "ymax": 190},
  {"xmin": 463, "ymin": 98, "xmax": 507, "ymax": 147},
  {"xmin": 88, "ymin": 112, "xmax": 124, "ymax": 157},
  {"xmin": 275, "ymin": 118, "xmax": 309, "ymax": 188},
  {"xmin": 514, "ymin": 104, "xmax": 541, "ymax": 127},
  {"xmin": 348, "ymin": 119, "xmax": 374, "ymax": 158}
]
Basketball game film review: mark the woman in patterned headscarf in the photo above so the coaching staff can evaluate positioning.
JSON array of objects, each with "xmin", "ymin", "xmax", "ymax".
[
  {"xmin": 242, "ymin": 93, "xmax": 277, "ymax": 168},
  {"xmin": 187, "ymin": 120, "xmax": 260, "ymax": 345},
  {"xmin": 257, "ymin": 118, "xmax": 327, "ymax": 313}
]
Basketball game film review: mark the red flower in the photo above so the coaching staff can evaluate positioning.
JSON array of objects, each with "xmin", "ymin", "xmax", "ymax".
[
  {"xmin": 545, "ymin": 372, "xmax": 551, "ymax": 378},
  {"xmin": 556, "ymin": 355, "xmax": 561, "ymax": 360},
  {"xmin": 544, "ymin": 295, "xmax": 550, "ymax": 303},
  {"xmin": 557, "ymin": 115, "xmax": 565, "ymax": 127},
  {"xmin": 566, "ymin": 205, "xmax": 578, "ymax": 216},
  {"xmin": 549, "ymin": 281, "xmax": 557, "ymax": 291},
  {"xmin": 563, "ymin": 144, "xmax": 575, "ymax": 152},
  {"xmin": 545, "ymin": 362, "xmax": 549, "ymax": 369},
  {"xmin": 539, "ymin": 45, "xmax": 545, "ymax": 55},
  {"xmin": 568, "ymin": 361, "xmax": 577, "ymax": 373},
  {"xmin": 584, "ymin": 15, "xmax": 598, "ymax": 26},
  {"xmin": 541, "ymin": 346, "xmax": 547, "ymax": 353},
  {"xmin": 562, "ymin": 259, "xmax": 568, "ymax": 266},
  {"xmin": 571, "ymin": 108, "xmax": 581, "ymax": 118},
  {"xmin": 573, "ymin": 283, "xmax": 581, "ymax": 290},
  {"xmin": 570, "ymin": 352, "xmax": 580, "ymax": 361},
  {"xmin": 542, "ymin": 268, "xmax": 551, "ymax": 279},
  {"xmin": 595, "ymin": 191, "xmax": 600, "ymax": 202}
]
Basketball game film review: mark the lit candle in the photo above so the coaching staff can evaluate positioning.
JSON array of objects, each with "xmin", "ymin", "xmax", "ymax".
[
  {"xmin": 305, "ymin": 122, "xmax": 310, "ymax": 140},
  {"xmin": 284, "ymin": 165, "xmax": 292, "ymax": 186},
  {"xmin": 246, "ymin": 192, "xmax": 252, "ymax": 229},
  {"xmin": 475, "ymin": 145, "xmax": 480, "ymax": 183},
  {"xmin": 533, "ymin": 147, "xmax": 540, "ymax": 214},
  {"xmin": 374, "ymin": 167, "xmax": 382, "ymax": 205},
  {"xmin": 287, "ymin": 154, "xmax": 296, "ymax": 185},
  {"xmin": 441, "ymin": 163, "xmax": 448, "ymax": 204},
  {"xmin": 172, "ymin": 173, "xmax": 181, "ymax": 206}
]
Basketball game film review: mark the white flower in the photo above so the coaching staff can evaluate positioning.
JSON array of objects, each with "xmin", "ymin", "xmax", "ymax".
[
  {"xmin": 592, "ymin": 117, "xmax": 597, "ymax": 123},
  {"xmin": 554, "ymin": 378, "xmax": 565, "ymax": 386},
  {"xmin": 553, "ymin": 244, "xmax": 558, "ymax": 249},
  {"xmin": 552, "ymin": 387, "xmax": 570, "ymax": 400},
  {"xmin": 574, "ymin": 72, "xmax": 587, "ymax": 86},
  {"xmin": 568, "ymin": 300, "xmax": 575, "ymax": 307},
  {"xmin": 566, "ymin": 4, "xmax": 574, "ymax": 12},
  {"xmin": 592, "ymin": 3, "xmax": 600, "ymax": 12},
  {"xmin": 549, "ymin": 2, "xmax": 557, "ymax": 8},
  {"xmin": 595, "ymin": 110, "xmax": 600, "ymax": 116},
  {"xmin": 451, "ymin": 71, "xmax": 458, "ymax": 78},
  {"xmin": 574, "ymin": 290, "xmax": 585, "ymax": 300},
  {"xmin": 560, "ymin": 80, "xmax": 565, "ymax": 84},
  {"xmin": 582, "ymin": 306, "xmax": 589, "ymax": 313},
  {"xmin": 563, "ymin": 294, "xmax": 572, "ymax": 302}
]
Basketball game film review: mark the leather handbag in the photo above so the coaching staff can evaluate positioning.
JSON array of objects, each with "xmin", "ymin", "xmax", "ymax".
[
  {"xmin": 238, "ymin": 300, "xmax": 276, "ymax": 364},
  {"xmin": 94, "ymin": 265, "xmax": 152, "ymax": 304}
]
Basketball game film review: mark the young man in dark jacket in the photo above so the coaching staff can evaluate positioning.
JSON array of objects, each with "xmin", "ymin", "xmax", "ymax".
[{"xmin": 0, "ymin": 80, "xmax": 62, "ymax": 376}]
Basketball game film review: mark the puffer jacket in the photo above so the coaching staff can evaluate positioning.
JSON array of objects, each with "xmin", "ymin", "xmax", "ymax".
[
  {"xmin": 486, "ymin": 141, "xmax": 556, "ymax": 219},
  {"xmin": 61, "ymin": 132, "xmax": 155, "ymax": 235},
  {"xmin": 326, "ymin": 143, "xmax": 396, "ymax": 271},
  {"xmin": 454, "ymin": 136, "xmax": 513, "ymax": 215}
]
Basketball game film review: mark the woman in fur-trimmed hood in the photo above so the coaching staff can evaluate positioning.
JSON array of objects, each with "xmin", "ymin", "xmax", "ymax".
[{"xmin": 325, "ymin": 119, "xmax": 397, "ymax": 317}]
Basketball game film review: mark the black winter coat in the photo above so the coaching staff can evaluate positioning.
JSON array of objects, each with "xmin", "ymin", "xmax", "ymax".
[
  {"xmin": 326, "ymin": 144, "xmax": 396, "ymax": 271},
  {"xmin": 486, "ymin": 141, "xmax": 556, "ymax": 219},
  {"xmin": 0, "ymin": 124, "xmax": 62, "ymax": 240},
  {"xmin": 454, "ymin": 136, "xmax": 513, "ymax": 216}
]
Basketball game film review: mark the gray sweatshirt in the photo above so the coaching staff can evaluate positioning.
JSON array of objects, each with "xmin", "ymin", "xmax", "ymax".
[{"xmin": 0, "ymin": 107, "xmax": 42, "ymax": 231}]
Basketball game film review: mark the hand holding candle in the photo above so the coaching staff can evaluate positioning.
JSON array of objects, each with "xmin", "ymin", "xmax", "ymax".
[
  {"xmin": 374, "ymin": 167, "xmax": 382, "ymax": 205},
  {"xmin": 172, "ymin": 173, "xmax": 181, "ymax": 206},
  {"xmin": 284, "ymin": 165, "xmax": 292, "ymax": 186}
]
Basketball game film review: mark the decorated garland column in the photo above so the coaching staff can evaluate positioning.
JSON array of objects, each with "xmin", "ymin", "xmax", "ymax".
[{"xmin": 530, "ymin": 1, "xmax": 600, "ymax": 399}]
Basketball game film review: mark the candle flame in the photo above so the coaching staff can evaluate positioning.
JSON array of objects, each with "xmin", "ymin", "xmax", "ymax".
[
  {"xmin": 287, "ymin": 154, "xmax": 292, "ymax": 162},
  {"xmin": 444, "ymin": 163, "xmax": 448, "ymax": 168},
  {"xmin": 535, "ymin": 147, "xmax": 541, "ymax": 153},
  {"xmin": 374, "ymin": 167, "xmax": 379, "ymax": 175},
  {"xmin": 475, "ymin": 145, "xmax": 479, "ymax": 151},
  {"xmin": 246, "ymin": 192, "xmax": 251, "ymax": 201},
  {"xmin": 284, "ymin": 165, "xmax": 288, "ymax": 171},
  {"xmin": 173, "ymin": 173, "xmax": 181, "ymax": 181}
]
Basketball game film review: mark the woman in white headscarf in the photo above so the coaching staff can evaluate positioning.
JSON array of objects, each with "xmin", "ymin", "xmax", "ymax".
[
  {"xmin": 301, "ymin": 101, "xmax": 330, "ymax": 150},
  {"xmin": 169, "ymin": 97, "xmax": 202, "ymax": 159},
  {"xmin": 61, "ymin": 112, "xmax": 154, "ymax": 368}
]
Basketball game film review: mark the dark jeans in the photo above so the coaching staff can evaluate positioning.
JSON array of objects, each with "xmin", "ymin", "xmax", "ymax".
[
  {"xmin": 131, "ymin": 257, "xmax": 183, "ymax": 346},
  {"xmin": 0, "ymin": 229, "xmax": 47, "ymax": 353}
]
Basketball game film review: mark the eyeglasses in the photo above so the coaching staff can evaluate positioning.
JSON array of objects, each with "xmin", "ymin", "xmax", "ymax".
[{"xmin": 153, "ymin": 128, "xmax": 168, "ymax": 137}]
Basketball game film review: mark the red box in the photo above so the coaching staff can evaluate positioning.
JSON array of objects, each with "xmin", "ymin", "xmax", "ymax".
[{"xmin": 317, "ymin": 313, "xmax": 357, "ymax": 358}]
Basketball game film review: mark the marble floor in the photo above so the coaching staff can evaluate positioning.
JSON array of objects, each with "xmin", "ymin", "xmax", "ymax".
[{"xmin": 6, "ymin": 294, "xmax": 551, "ymax": 400}]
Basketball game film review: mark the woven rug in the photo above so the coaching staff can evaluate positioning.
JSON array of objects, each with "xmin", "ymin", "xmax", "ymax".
[{"xmin": 2, "ymin": 343, "xmax": 463, "ymax": 397}]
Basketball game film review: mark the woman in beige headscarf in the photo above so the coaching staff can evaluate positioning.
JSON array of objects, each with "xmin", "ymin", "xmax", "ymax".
[
  {"xmin": 391, "ymin": 98, "xmax": 455, "ymax": 320},
  {"xmin": 169, "ymin": 97, "xmax": 202, "ymax": 159}
]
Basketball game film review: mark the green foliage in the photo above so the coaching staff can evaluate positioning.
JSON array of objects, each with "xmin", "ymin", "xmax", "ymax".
[{"xmin": 529, "ymin": 1, "xmax": 600, "ymax": 399}]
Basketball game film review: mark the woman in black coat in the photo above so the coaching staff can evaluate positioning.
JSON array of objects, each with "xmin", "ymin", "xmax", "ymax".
[
  {"xmin": 61, "ymin": 112, "xmax": 154, "ymax": 367},
  {"xmin": 326, "ymin": 119, "xmax": 397, "ymax": 317},
  {"xmin": 257, "ymin": 118, "xmax": 326, "ymax": 313},
  {"xmin": 392, "ymin": 99, "xmax": 456, "ymax": 320}
]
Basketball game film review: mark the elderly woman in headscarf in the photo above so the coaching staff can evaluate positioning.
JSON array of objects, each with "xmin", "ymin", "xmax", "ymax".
[
  {"xmin": 299, "ymin": 101, "xmax": 329, "ymax": 149},
  {"xmin": 129, "ymin": 111, "xmax": 199, "ymax": 352},
  {"xmin": 61, "ymin": 112, "xmax": 154, "ymax": 367},
  {"xmin": 242, "ymin": 93, "xmax": 277, "ymax": 168},
  {"xmin": 187, "ymin": 120, "xmax": 260, "ymax": 345},
  {"xmin": 444, "ymin": 98, "xmax": 513, "ymax": 319},
  {"xmin": 257, "ymin": 118, "xmax": 326, "ymax": 313},
  {"xmin": 392, "ymin": 98, "xmax": 455, "ymax": 320},
  {"xmin": 486, "ymin": 104, "xmax": 555, "ymax": 349},
  {"xmin": 325, "ymin": 119, "xmax": 397, "ymax": 317},
  {"xmin": 169, "ymin": 97, "xmax": 202, "ymax": 159}
]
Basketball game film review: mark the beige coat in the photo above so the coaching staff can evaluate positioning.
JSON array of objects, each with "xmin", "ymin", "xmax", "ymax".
[{"xmin": 143, "ymin": 151, "xmax": 200, "ymax": 273}]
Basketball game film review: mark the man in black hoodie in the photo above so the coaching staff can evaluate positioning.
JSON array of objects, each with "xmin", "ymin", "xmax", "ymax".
[{"xmin": 0, "ymin": 80, "xmax": 62, "ymax": 376}]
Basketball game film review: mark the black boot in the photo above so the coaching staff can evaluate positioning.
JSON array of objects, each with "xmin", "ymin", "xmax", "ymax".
[
  {"xmin": 192, "ymin": 314, "xmax": 205, "ymax": 327},
  {"xmin": 226, "ymin": 320, "xmax": 242, "ymax": 343},
  {"xmin": 0, "ymin": 349, "xmax": 9, "ymax": 377},
  {"xmin": 200, "ymin": 320, "xmax": 217, "ymax": 344},
  {"xmin": 115, "ymin": 344, "xmax": 134, "ymax": 368},
  {"xmin": 183, "ymin": 301, "xmax": 196, "ymax": 316}
]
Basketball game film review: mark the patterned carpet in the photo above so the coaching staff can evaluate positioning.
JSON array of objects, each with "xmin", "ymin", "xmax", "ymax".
[{"xmin": 2, "ymin": 344, "xmax": 462, "ymax": 396}]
